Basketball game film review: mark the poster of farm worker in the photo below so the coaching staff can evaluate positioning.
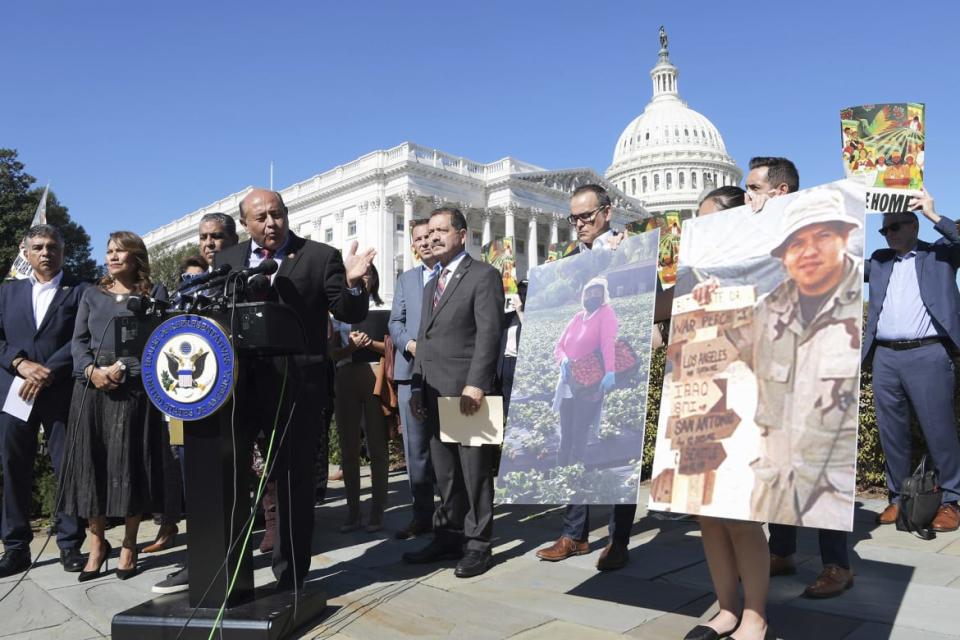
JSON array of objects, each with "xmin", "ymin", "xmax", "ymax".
[
  {"xmin": 648, "ymin": 181, "xmax": 865, "ymax": 531},
  {"xmin": 495, "ymin": 231, "xmax": 659, "ymax": 505}
]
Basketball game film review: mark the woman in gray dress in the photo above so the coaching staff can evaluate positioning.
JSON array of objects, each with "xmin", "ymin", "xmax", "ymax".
[{"xmin": 62, "ymin": 231, "xmax": 167, "ymax": 581}]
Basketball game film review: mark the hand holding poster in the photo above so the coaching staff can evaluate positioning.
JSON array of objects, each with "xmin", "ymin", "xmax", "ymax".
[
  {"xmin": 648, "ymin": 181, "xmax": 865, "ymax": 531},
  {"xmin": 496, "ymin": 231, "xmax": 659, "ymax": 505},
  {"xmin": 840, "ymin": 103, "xmax": 924, "ymax": 212}
]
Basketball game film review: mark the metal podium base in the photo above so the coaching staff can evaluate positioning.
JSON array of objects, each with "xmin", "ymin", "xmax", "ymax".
[{"xmin": 111, "ymin": 584, "xmax": 327, "ymax": 640}]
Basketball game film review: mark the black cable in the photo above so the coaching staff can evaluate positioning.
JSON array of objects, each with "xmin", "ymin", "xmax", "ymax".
[{"xmin": 0, "ymin": 313, "xmax": 116, "ymax": 604}]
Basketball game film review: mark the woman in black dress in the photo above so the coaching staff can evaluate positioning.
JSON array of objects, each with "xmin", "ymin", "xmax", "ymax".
[{"xmin": 63, "ymin": 231, "xmax": 167, "ymax": 581}]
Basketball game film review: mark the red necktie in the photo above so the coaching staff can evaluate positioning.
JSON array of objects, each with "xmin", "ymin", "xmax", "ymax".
[
  {"xmin": 433, "ymin": 268, "xmax": 449, "ymax": 310},
  {"xmin": 254, "ymin": 247, "xmax": 274, "ymax": 259}
]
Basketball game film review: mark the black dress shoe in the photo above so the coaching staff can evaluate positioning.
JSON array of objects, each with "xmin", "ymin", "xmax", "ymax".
[
  {"xmin": 60, "ymin": 548, "xmax": 85, "ymax": 573},
  {"xmin": 0, "ymin": 550, "xmax": 31, "ymax": 578},
  {"xmin": 78, "ymin": 541, "xmax": 112, "ymax": 583},
  {"xmin": 454, "ymin": 550, "xmax": 493, "ymax": 578},
  {"xmin": 402, "ymin": 539, "xmax": 463, "ymax": 565}
]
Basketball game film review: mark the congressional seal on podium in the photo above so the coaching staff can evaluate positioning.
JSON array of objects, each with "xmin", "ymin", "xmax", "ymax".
[{"xmin": 141, "ymin": 313, "xmax": 236, "ymax": 421}]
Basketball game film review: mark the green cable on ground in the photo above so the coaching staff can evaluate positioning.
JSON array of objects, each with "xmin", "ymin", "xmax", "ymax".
[{"xmin": 207, "ymin": 359, "xmax": 289, "ymax": 640}]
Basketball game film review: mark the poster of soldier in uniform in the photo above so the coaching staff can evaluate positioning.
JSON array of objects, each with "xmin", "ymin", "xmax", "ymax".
[
  {"xmin": 648, "ymin": 180, "xmax": 865, "ymax": 531},
  {"xmin": 496, "ymin": 231, "xmax": 659, "ymax": 505},
  {"xmin": 841, "ymin": 103, "xmax": 924, "ymax": 213}
]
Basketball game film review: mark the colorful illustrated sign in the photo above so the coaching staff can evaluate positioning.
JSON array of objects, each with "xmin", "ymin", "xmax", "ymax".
[
  {"xmin": 626, "ymin": 210, "xmax": 691, "ymax": 289},
  {"xmin": 648, "ymin": 180, "xmax": 865, "ymax": 532},
  {"xmin": 481, "ymin": 236, "xmax": 518, "ymax": 295},
  {"xmin": 840, "ymin": 103, "xmax": 924, "ymax": 212},
  {"xmin": 544, "ymin": 241, "xmax": 578, "ymax": 264},
  {"xmin": 496, "ymin": 231, "xmax": 659, "ymax": 505}
]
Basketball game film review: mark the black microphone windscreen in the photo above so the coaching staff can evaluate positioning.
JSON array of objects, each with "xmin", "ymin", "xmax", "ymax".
[{"xmin": 259, "ymin": 258, "xmax": 278, "ymax": 275}]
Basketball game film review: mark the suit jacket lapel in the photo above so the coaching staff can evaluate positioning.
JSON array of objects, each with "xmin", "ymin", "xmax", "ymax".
[
  {"xmin": 874, "ymin": 252, "xmax": 894, "ymax": 305},
  {"xmin": 915, "ymin": 241, "xmax": 929, "ymax": 290},
  {"xmin": 431, "ymin": 255, "xmax": 471, "ymax": 321},
  {"xmin": 276, "ymin": 234, "xmax": 307, "ymax": 280}
]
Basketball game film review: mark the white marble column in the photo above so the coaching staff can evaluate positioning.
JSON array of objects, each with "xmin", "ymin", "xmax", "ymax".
[
  {"xmin": 504, "ymin": 202, "xmax": 517, "ymax": 241},
  {"xmin": 569, "ymin": 222, "xmax": 577, "ymax": 242},
  {"xmin": 402, "ymin": 190, "xmax": 416, "ymax": 270},
  {"xmin": 528, "ymin": 210, "xmax": 540, "ymax": 268},
  {"xmin": 482, "ymin": 210, "xmax": 492, "ymax": 246},
  {"xmin": 549, "ymin": 213, "xmax": 560, "ymax": 245},
  {"xmin": 378, "ymin": 196, "xmax": 395, "ymax": 300}
]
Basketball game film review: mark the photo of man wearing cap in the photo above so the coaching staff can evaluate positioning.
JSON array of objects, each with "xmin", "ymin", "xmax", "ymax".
[{"xmin": 691, "ymin": 187, "xmax": 864, "ymax": 529}]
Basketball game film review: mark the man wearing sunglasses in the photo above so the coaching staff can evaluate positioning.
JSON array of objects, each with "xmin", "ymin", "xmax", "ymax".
[{"xmin": 864, "ymin": 189, "xmax": 960, "ymax": 533}]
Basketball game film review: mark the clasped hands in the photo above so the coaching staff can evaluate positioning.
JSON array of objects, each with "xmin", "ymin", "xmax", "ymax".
[
  {"xmin": 14, "ymin": 359, "xmax": 52, "ymax": 402},
  {"xmin": 85, "ymin": 361, "xmax": 126, "ymax": 392}
]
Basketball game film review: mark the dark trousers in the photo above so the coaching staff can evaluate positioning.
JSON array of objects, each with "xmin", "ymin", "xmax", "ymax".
[
  {"xmin": 872, "ymin": 342, "xmax": 960, "ymax": 503},
  {"xmin": 768, "ymin": 524, "xmax": 849, "ymax": 569},
  {"xmin": 0, "ymin": 393, "xmax": 85, "ymax": 552},
  {"xmin": 425, "ymin": 384, "xmax": 495, "ymax": 553},
  {"xmin": 238, "ymin": 358, "xmax": 321, "ymax": 587},
  {"xmin": 557, "ymin": 395, "xmax": 602, "ymax": 467},
  {"xmin": 562, "ymin": 504, "xmax": 636, "ymax": 545},
  {"xmin": 500, "ymin": 356, "xmax": 517, "ymax": 417},
  {"xmin": 398, "ymin": 382, "xmax": 436, "ymax": 524}
]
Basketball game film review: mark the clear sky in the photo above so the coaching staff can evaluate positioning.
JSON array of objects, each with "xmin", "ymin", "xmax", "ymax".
[{"xmin": 4, "ymin": 1, "xmax": 959, "ymax": 259}]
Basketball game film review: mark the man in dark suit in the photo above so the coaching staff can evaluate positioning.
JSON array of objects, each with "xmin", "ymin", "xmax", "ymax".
[
  {"xmin": 389, "ymin": 218, "xmax": 438, "ymax": 540},
  {"xmin": 402, "ymin": 207, "xmax": 504, "ymax": 578},
  {"xmin": 864, "ymin": 189, "xmax": 960, "ymax": 532},
  {"xmin": 216, "ymin": 188, "xmax": 373, "ymax": 589},
  {"xmin": 0, "ymin": 225, "xmax": 88, "ymax": 576}
]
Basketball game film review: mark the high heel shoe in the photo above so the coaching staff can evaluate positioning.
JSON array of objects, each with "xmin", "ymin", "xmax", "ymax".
[
  {"xmin": 78, "ymin": 541, "xmax": 112, "ymax": 583},
  {"xmin": 116, "ymin": 545, "xmax": 139, "ymax": 580}
]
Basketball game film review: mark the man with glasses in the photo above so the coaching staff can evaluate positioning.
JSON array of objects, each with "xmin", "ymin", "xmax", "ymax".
[
  {"xmin": 534, "ymin": 184, "xmax": 639, "ymax": 571},
  {"xmin": 864, "ymin": 189, "xmax": 960, "ymax": 532}
]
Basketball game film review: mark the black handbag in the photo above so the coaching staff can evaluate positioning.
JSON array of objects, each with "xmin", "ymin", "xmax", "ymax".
[{"xmin": 896, "ymin": 455, "xmax": 943, "ymax": 540}]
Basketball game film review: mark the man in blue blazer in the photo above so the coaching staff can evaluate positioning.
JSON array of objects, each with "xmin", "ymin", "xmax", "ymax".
[
  {"xmin": 389, "ymin": 218, "xmax": 438, "ymax": 539},
  {"xmin": 0, "ymin": 225, "xmax": 89, "ymax": 576},
  {"xmin": 864, "ymin": 190, "xmax": 960, "ymax": 532}
]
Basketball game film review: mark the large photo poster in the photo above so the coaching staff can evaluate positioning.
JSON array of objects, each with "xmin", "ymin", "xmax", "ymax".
[
  {"xmin": 496, "ymin": 231, "xmax": 659, "ymax": 505},
  {"xmin": 648, "ymin": 181, "xmax": 865, "ymax": 531},
  {"xmin": 626, "ymin": 210, "xmax": 692, "ymax": 289},
  {"xmin": 841, "ymin": 102, "xmax": 924, "ymax": 212}
]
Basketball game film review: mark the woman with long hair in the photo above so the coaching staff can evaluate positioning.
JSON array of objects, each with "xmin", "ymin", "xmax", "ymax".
[
  {"xmin": 62, "ymin": 231, "xmax": 168, "ymax": 581},
  {"xmin": 329, "ymin": 264, "xmax": 391, "ymax": 533},
  {"xmin": 684, "ymin": 186, "xmax": 771, "ymax": 640}
]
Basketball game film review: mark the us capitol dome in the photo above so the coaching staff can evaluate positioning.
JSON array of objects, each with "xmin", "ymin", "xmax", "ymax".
[{"xmin": 606, "ymin": 28, "xmax": 741, "ymax": 216}]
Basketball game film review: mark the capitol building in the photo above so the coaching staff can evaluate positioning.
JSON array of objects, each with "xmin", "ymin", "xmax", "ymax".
[{"xmin": 142, "ymin": 31, "xmax": 739, "ymax": 303}]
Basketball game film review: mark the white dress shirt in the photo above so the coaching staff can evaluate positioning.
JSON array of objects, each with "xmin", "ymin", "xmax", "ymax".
[{"xmin": 30, "ymin": 270, "xmax": 63, "ymax": 329}]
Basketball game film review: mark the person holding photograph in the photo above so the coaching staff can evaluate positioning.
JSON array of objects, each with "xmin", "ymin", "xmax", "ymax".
[{"xmin": 684, "ymin": 186, "xmax": 772, "ymax": 640}]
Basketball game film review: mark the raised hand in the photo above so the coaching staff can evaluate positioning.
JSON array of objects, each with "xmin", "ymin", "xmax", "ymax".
[
  {"xmin": 909, "ymin": 188, "xmax": 940, "ymax": 223},
  {"xmin": 343, "ymin": 240, "xmax": 377, "ymax": 288}
]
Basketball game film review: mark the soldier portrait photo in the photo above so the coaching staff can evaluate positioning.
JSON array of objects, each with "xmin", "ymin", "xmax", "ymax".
[{"xmin": 648, "ymin": 181, "xmax": 866, "ymax": 531}]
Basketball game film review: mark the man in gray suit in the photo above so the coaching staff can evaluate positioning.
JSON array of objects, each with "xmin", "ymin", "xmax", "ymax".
[
  {"xmin": 402, "ymin": 207, "xmax": 504, "ymax": 578},
  {"xmin": 389, "ymin": 218, "xmax": 439, "ymax": 539}
]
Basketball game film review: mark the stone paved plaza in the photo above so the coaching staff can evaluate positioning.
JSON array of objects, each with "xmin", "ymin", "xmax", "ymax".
[{"xmin": 3, "ymin": 468, "xmax": 960, "ymax": 639}]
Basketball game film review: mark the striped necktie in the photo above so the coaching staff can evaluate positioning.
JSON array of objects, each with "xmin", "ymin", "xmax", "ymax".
[{"xmin": 433, "ymin": 267, "xmax": 450, "ymax": 310}]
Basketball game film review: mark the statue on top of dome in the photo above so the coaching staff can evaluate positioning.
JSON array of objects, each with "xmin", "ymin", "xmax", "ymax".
[{"xmin": 659, "ymin": 25, "xmax": 668, "ymax": 50}]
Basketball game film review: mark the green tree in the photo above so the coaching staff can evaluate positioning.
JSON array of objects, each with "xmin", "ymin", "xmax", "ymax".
[
  {"xmin": 148, "ymin": 242, "xmax": 201, "ymax": 291},
  {"xmin": 0, "ymin": 149, "xmax": 97, "ymax": 280}
]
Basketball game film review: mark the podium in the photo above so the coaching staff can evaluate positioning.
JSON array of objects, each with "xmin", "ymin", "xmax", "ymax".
[{"xmin": 111, "ymin": 303, "xmax": 328, "ymax": 639}]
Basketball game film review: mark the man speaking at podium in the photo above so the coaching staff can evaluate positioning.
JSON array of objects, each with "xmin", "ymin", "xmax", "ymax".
[{"xmin": 216, "ymin": 188, "xmax": 374, "ymax": 590}]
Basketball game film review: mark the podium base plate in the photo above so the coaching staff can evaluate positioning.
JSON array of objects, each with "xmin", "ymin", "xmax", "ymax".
[{"xmin": 111, "ymin": 584, "xmax": 327, "ymax": 640}]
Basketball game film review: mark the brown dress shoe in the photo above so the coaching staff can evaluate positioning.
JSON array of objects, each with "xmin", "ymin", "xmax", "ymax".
[
  {"xmin": 876, "ymin": 503, "xmax": 899, "ymax": 525},
  {"xmin": 769, "ymin": 553, "xmax": 796, "ymax": 577},
  {"xmin": 535, "ymin": 536, "xmax": 589, "ymax": 562},
  {"xmin": 932, "ymin": 503, "xmax": 960, "ymax": 532},
  {"xmin": 803, "ymin": 564, "xmax": 854, "ymax": 598},
  {"xmin": 143, "ymin": 524, "xmax": 179, "ymax": 554},
  {"xmin": 596, "ymin": 542, "xmax": 629, "ymax": 571}
]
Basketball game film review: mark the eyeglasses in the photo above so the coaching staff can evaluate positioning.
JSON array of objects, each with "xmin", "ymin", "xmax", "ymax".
[
  {"xmin": 567, "ymin": 206, "xmax": 607, "ymax": 225},
  {"xmin": 879, "ymin": 222, "xmax": 910, "ymax": 236}
]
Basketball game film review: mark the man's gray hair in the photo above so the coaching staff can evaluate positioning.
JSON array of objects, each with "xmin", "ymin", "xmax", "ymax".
[
  {"xmin": 25, "ymin": 224, "xmax": 64, "ymax": 246},
  {"xmin": 199, "ymin": 212, "xmax": 239, "ymax": 241}
]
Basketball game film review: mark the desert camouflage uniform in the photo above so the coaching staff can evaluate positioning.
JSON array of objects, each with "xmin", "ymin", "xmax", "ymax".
[{"xmin": 743, "ymin": 257, "xmax": 862, "ymax": 528}]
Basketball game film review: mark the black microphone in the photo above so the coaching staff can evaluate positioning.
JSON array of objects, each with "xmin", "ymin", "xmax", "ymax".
[
  {"xmin": 177, "ymin": 264, "xmax": 231, "ymax": 292},
  {"xmin": 126, "ymin": 295, "xmax": 170, "ymax": 317},
  {"xmin": 239, "ymin": 258, "xmax": 278, "ymax": 279}
]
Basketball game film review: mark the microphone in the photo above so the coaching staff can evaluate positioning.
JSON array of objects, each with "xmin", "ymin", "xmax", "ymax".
[
  {"xmin": 126, "ymin": 295, "xmax": 170, "ymax": 317},
  {"xmin": 239, "ymin": 258, "xmax": 278, "ymax": 279},
  {"xmin": 177, "ymin": 264, "xmax": 231, "ymax": 292},
  {"xmin": 245, "ymin": 274, "xmax": 271, "ymax": 302}
]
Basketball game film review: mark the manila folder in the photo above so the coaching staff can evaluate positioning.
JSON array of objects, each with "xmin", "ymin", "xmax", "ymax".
[{"xmin": 438, "ymin": 396, "xmax": 504, "ymax": 446}]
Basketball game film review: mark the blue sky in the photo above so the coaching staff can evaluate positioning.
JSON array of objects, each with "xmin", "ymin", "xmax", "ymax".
[{"xmin": 4, "ymin": 1, "xmax": 959, "ymax": 259}]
